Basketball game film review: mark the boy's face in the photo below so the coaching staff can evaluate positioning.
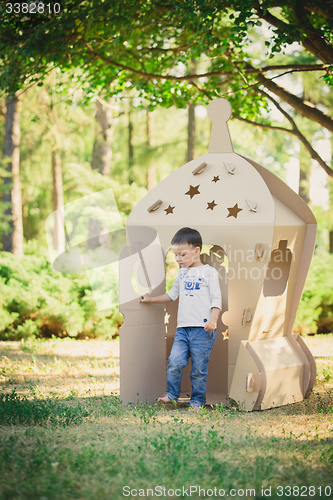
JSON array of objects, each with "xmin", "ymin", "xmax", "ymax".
[{"xmin": 171, "ymin": 243, "xmax": 201, "ymax": 268}]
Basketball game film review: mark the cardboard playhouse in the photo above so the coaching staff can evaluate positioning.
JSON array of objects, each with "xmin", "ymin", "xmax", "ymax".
[{"xmin": 119, "ymin": 98, "xmax": 317, "ymax": 411}]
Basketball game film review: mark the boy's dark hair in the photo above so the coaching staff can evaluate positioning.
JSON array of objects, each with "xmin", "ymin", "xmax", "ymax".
[{"xmin": 171, "ymin": 227, "xmax": 202, "ymax": 250}]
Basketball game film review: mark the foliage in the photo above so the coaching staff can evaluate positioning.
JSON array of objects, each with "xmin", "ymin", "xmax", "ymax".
[
  {"xmin": 1, "ymin": 0, "xmax": 332, "ymax": 181},
  {"xmin": 0, "ymin": 73, "xmax": 149, "ymax": 247},
  {"xmin": 294, "ymin": 252, "xmax": 333, "ymax": 334},
  {"xmin": 0, "ymin": 239, "xmax": 123, "ymax": 340},
  {"xmin": 0, "ymin": 1, "xmax": 331, "ymax": 119}
]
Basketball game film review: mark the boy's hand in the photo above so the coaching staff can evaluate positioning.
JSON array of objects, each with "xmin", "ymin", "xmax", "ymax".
[
  {"xmin": 205, "ymin": 307, "xmax": 220, "ymax": 331},
  {"xmin": 140, "ymin": 293, "xmax": 151, "ymax": 303},
  {"xmin": 204, "ymin": 320, "xmax": 217, "ymax": 332}
]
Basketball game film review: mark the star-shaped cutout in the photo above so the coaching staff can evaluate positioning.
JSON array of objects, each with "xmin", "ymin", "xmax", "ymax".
[
  {"xmin": 227, "ymin": 203, "xmax": 242, "ymax": 218},
  {"xmin": 185, "ymin": 185, "xmax": 200, "ymax": 199},
  {"xmin": 207, "ymin": 200, "xmax": 217, "ymax": 210},
  {"xmin": 164, "ymin": 205, "xmax": 175, "ymax": 215},
  {"xmin": 212, "ymin": 176, "xmax": 220, "ymax": 183},
  {"xmin": 164, "ymin": 312, "xmax": 170, "ymax": 324}
]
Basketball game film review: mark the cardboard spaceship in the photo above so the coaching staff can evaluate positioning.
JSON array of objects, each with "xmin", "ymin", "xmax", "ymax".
[{"xmin": 119, "ymin": 98, "xmax": 317, "ymax": 411}]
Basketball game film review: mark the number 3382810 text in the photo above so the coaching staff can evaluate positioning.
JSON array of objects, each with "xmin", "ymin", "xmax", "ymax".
[{"xmin": 5, "ymin": 3, "xmax": 61, "ymax": 15}]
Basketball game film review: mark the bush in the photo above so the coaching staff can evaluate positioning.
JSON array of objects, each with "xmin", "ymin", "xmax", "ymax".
[
  {"xmin": 0, "ymin": 240, "xmax": 123, "ymax": 340},
  {"xmin": 294, "ymin": 252, "xmax": 333, "ymax": 335}
]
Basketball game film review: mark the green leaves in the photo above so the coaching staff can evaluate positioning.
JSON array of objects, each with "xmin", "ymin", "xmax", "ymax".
[
  {"xmin": 0, "ymin": 0, "xmax": 331, "ymax": 167},
  {"xmin": 295, "ymin": 253, "xmax": 333, "ymax": 334}
]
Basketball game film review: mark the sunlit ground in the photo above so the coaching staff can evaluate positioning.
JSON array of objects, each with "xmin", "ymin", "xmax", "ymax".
[
  {"xmin": 0, "ymin": 338, "xmax": 120, "ymax": 399},
  {"xmin": 0, "ymin": 335, "xmax": 332, "ymax": 500},
  {"xmin": 0, "ymin": 334, "xmax": 331, "ymax": 401}
]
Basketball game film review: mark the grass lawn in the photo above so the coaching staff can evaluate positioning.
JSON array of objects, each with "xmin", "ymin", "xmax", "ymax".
[{"xmin": 0, "ymin": 335, "xmax": 332, "ymax": 500}]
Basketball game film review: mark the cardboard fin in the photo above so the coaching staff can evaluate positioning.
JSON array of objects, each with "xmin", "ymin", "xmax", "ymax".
[
  {"xmin": 292, "ymin": 333, "xmax": 316, "ymax": 399},
  {"xmin": 248, "ymin": 337, "xmax": 304, "ymax": 410},
  {"xmin": 229, "ymin": 341, "xmax": 261, "ymax": 412}
]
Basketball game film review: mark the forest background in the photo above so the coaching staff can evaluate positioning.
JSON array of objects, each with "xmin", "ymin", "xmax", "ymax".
[{"xmin": 0, "ymin": 0, "xmax": 333, "ymax": 341}]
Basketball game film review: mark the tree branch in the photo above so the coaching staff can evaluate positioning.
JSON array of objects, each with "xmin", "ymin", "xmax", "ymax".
[
  {"xmin": 80, "ymin": 38, "xmax": 331, "ymax": 82},
  {"xmin": 249, "ymin": 88, "xmax": 333, "ymax": 178},
  {"xmin": 80, "ymin": 38, "xmax": 231, "ymax": 80},
  {"xmin": 255, "ymin": 6, "xmax": 333, "ymax": 64},
  {"xmin": 255, "ymin": 69, "xmax": 333, "ymax": 132},
  {"xmin": 193, "ymin": 76, "xmax": 333, "ymax": 178},
  {"xmin": 140, "ymin": 42, "xmax": 197, "ymax": 54},
  {"xmin": 233, "ymin": 114, "xmax": 290, "ymax": 133},
  {"xmin": 234, "ymin": 113, "xmax": 333, "ymax": 177},
  {"xmin": 249, "ymin": 64, "xmax": 328, "ymax": 72},
  {"xmin": 303, "ymin": 3, "xmax": 331, "ymax": 19},
  {"xmin": 293, "ymin": 1, "xmax": 333, "ymax": 64}
]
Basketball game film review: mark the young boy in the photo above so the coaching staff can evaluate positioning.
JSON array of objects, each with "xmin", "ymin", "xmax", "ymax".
[{"xmin": 140, "ymin": 227, "xmax": 222, "ymax": 411}]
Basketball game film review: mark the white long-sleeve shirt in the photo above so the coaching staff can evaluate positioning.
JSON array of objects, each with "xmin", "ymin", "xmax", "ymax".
[{"xmin": 167, "ymin": 264, "xmax": 222, "ymax": 328}]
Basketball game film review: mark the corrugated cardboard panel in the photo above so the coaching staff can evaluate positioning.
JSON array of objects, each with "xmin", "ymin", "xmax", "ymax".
[
  {"xmin": 249, "ymin": 337, "xmax": 304, "ymax": 409},
  {"xmin": 120, "ymin": 325, "xmax": 166, "ymax": 405},
  {"xmin": 228, "ymin": 326, "xmax": 251, "ymax": 365},
  {"xmin": 229, "ymin": 341, "xmax": 261, "ymax": 412},
  {"xmin": 293, "ymin": 333, "xmax": 316, "ymax": 399}
]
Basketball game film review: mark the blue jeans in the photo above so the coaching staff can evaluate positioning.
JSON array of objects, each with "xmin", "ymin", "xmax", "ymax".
[{"xmin": 165, "ymin": 327, "xmax": 217, "ymax": 407}]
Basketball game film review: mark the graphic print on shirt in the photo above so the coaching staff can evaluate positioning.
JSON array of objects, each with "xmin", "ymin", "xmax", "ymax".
[{"xmin": 183, "ymin": 276, "xmax": 203, "ymax": 297}]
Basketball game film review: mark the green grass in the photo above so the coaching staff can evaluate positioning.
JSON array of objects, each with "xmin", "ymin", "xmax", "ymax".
[
  {"xmin": 0, "ymin": 389, "xmax": 90, "ymax": 426},
  {"xmin": 0, "ymin": 337, "xmax": 332, "ymax": 500}
]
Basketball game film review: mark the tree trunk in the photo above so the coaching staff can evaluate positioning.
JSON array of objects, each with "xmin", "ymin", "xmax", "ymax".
[
  {"xmin": 146, "ymin": 110, "xmax": 156, "ymax": 191},
  {"xmin": 52, "ymin": 149, "xmax": 65, "ymax": 254},
  {"xmin": 128, "ymin": 102, "xmax": 134, "ymax": 185},
  {"xmin": 187, "ymin": 58, "xmax": 197, "ymax": 163},
  {"xmin": 0, "ymin": 99, "xmax": 6, "ymax": 118},
  {"xmin": 329, "ymin": 231, "xmax": 333, "ymax": 253},
  {"xmin": 2, "ymin": 91, "xmax": 23, "ymax": 256},
  {"xmin": 91, "ymin": 98, "xmax": 113, "ymax": 176},
  {"xmin": 187, "ymin": 103, "xmax": 196, "ymax": 162},
  {"xmin": 299, "ymin": 145, "xmax": 311, "ymax": 204}
]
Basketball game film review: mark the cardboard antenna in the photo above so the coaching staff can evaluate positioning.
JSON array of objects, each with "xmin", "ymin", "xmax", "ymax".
[{"xmin": 207, "ymin": 99, "xmax": 234, "ymax": 153}]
